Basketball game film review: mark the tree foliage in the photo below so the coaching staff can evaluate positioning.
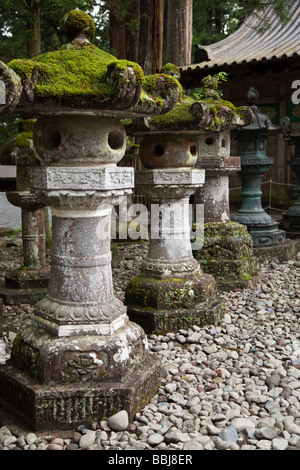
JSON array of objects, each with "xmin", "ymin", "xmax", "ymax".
[
  {"xmin": 0, "ymin": 1, "xmax": 110, "ymax": 145},
  {"xmin": 0, "ymin": 0, "xmax": 110, "ymax": 63}
]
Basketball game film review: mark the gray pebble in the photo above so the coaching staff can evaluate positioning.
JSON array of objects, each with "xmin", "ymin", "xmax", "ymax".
[
  {"xmin": 255, "ymin": 427, "xmax": 277, "ymax": 440},
  {"xmin": 107, "ymin": 410, "xmax": 129, "ymax": 432},
  {"xmin": 219, "ymin": 426, "xmax": 239, "ymax": 443},
  {"xmin": 85, "ymin": 443, "xmax": 103, "ymax": 450},
  {"xmin": 79, "ymin": 431, "xmax": 96, "ymax": 448},
  {"xmin": 1, "ymin": 243, "xmax": 300, "ymax": 451},
  {"xmin": 147, "ymin": 433, "xmax": 165, "ymax": 446},
  {"xmin": 272, "ymin": 438, "xmax": 288, "ymax": 450},
  {"xmin": 183, "ymin": 439, "xmax": 204, "ymax": 450},
  {"xmin": 46, "ymin": 443, "xmax": 64, "ymax": 450}
]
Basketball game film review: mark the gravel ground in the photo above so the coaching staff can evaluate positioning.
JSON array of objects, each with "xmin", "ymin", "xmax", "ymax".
[{"xmin": 0, "ymin": 238, "xmax": 300, "ymax": 451}]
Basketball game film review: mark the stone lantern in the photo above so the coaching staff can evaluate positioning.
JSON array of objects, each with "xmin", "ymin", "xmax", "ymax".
[
  {"xmin": 281, "ymin": 125, "xmax": 300, "ymax": 236},
  {"xmin": 0, "ymin": 119, "xmax": 49, "ymax": 304},
  {"xmin": 0, "ymin": 10, "xmax": 182, "ymax": 431},
  {"xmin": 192, "ymin": 77, "xmax": 258, "ymax": 291},
  {"xmin": 124, "ymin": 69, "xmax": 253, "ymax": 333},
  {"xmin": 231, "ymin": 87, "xmax": 286, "ymax": 248}
]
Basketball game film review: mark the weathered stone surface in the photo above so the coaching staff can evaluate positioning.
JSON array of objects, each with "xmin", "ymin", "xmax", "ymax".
[
  {"xmin": 139, "ymin": 134, "xmax": 198, "ymax": 169},
  {"xmin": 0, "ymin": 61, "xmax": 22, "ymax": 115},
  {"xmin": 10, "ymin": 321, "xmax": 149, "ymax": 384},
  {"xmin": 125, "ymin": 167, "xmax": 224, "ymax": 334},
  {"xmin": 193, "ymin": 222, "xmax": 258, "ymax": 291},
  {"xmin": 0, "ymin": 120, "xmax": 49, "ymax": 305},
  {"xmin": 0, "ymin": 9, "xmax": 173, "ymax": 432},
  {"xmin": 0, "ymin": 354, "xmax": 161, "ymax": 431}
]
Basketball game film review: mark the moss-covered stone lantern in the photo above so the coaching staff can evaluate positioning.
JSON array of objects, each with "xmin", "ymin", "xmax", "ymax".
[
  {"xmin": 124, "ymin": 69, "xmax": 253, "ymax": 333},
  {"xmin": 0, "ymin": 119, "xmax": 49, "ymax": 304},
  {"xmin": 192, "ymin": 77, "xmax": 258, "ymax": 291},
  {"xmin": 0, "ymin": 10, "xmax": 183, "ymax": 431},
  {"xmin": 231, "ymin": 87, "xmax": 286, "ymax": 248}
]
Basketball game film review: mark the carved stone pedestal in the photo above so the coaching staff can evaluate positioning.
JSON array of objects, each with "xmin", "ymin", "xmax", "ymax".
[
  {"xmin": 193, "ymin": 130, "xmax": 257, "ymax": 291},
  {"xmin": 125, "ymin": 165, "xmax": 224, "ymax": 334},
  {"xmin": 0, "ymin": 115, "xmax": 161, "ymax": 431}
]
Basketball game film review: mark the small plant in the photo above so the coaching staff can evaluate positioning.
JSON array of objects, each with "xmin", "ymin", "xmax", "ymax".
[{"xmin": 192, "ymin": 71, "xmax": 228, "ymax": 100}]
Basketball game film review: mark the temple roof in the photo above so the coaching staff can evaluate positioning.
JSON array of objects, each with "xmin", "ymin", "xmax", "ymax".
[{"xmin": 180, "ymin": 2, "xmax": 300, "ymax": 84}]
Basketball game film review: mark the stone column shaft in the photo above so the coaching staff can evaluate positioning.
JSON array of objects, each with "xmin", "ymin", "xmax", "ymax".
[{"xmin": 21, "ymin": 205, "xmax": 46, "ymax": 268}]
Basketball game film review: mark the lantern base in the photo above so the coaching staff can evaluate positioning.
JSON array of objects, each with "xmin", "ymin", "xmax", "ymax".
[
  {"xmin": 0, "ymin": 282, "xmax": 48, "ymax": 306},
  {"xmin": 5, "ymin": 266, "xmax": 49, "ymax": 290},
  {"xmin": 0, "ymin": 320, "xmax": 161, "ymax": 431},
  {"xmin": 125, "ymin": 274, "xmax": 225, "ymax": 335},
  {"xmin": 253, "ymin": 237, "xmax": 300, "ymax": 263},
  {"xmin": 281, "ymin": 212, "xmax": 300, "ymax": 235},
  {"xmin": 0, "ymin": 355, "xmax": 161, "ymax": 431},
  {"xmin": 193, "ymin": 222, "xmax": 258, "ymax": 291},
  {"xmin": 248, "ymin": 222, "xmax": 286, "ymax": 247},
  {"xmin": 0, "ymin": 266, "xmax": 49, "ymax": 305}
]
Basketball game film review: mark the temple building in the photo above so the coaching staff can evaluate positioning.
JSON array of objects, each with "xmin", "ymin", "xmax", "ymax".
[{"xmin": 180, "ymin": 2, "xmax": 300, "ymax": 206}]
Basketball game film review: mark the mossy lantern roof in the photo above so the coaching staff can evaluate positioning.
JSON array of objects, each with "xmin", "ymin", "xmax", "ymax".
[
  {"xmin": 127, "ymin": 74, "xmax": 253, "ymax": 135},
  {"xmin": 0, "ymin": 10, "xmax": 182, "ymax": 118}
]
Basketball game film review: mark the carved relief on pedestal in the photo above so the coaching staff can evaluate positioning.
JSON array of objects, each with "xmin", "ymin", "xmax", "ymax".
[
  {"xmin": 37, "ymin": 295, "xmax": 126, "ymax": 326},
  {"xmin": 61, "ymin": 350, "xmax": 109, "ymax": 381},
  {"xmin": 141, "ymin": 256, "xmax": 200, "ymax": 279}
]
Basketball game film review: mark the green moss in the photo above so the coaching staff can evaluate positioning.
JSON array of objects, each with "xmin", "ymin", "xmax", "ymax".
[
  {"xmin": 18, "ymin": 119, "xmax": 36, "ymax": 132},
  {"xmin": 8, "ymin": 42, "xmax": 146, "ymax": 108},
  {"xmin": 149, "ymin": 96, "xmax": 198, "ymax": 130},
  {"xmin": 61, "ymin": 9, "xmax": 96, "ymax": 42},
  {"xmin": 8, "ymin": 58, "xmax": 41, "ymax": 81},
  {"xmin": 125, "ymin": 274, "xmax": 217, "ymax": 310},
  {"xmin": 107, "ymin": 59, "xmax": 145, "ymax": 86},
  {"xmin": 192, "ymin": 221, "xmax": 258, "ymax": 290},
  {"xmin": 12, "ymin": 131, "xmax": 32, "ymax": 148},
  {"xmin": 31, "ymin": 45, "xmax": 116, "ymax": 104},
  {"xmin": 142, "ymin": 72, "xmax": 247, "ymax": 132},
  {"xmin": 140, "ymin": 73, "xmax": 183, "ymax": 110},
  {"xmin": 160, "ymin": 63, "xmax": 181, "ymax": 79}
]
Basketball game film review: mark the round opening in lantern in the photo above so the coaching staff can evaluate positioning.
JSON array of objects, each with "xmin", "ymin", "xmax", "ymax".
[
  {"xmin": 190, "ymin": 144, "xmax": 197, "ymax": 156},
  {"xmin": 45, "ymin": 130, "xmax": 61, "ymax": 149},
  {"xmin": 108, "ymin": 130, "xmax": 124, "ymax": 150},
  {"xmin": 205, "ymin": 137, "xmax": 214, "ymax": 146},
  {"xmin": 153, "ymin": 144, "xmax": 165, "ymax": 157}
]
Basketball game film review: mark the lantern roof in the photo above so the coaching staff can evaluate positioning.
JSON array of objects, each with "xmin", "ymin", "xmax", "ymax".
[
  {"xmin": 0, "ymin": 10, "xmax": 182, "ymax": 118},
  {"xmin": 126, "ymin": 74, "xmax": 253, "ymax": 135},
  {"xmin": 239, "ymin": 87, "xmax": 279, "ymax": 132}
]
